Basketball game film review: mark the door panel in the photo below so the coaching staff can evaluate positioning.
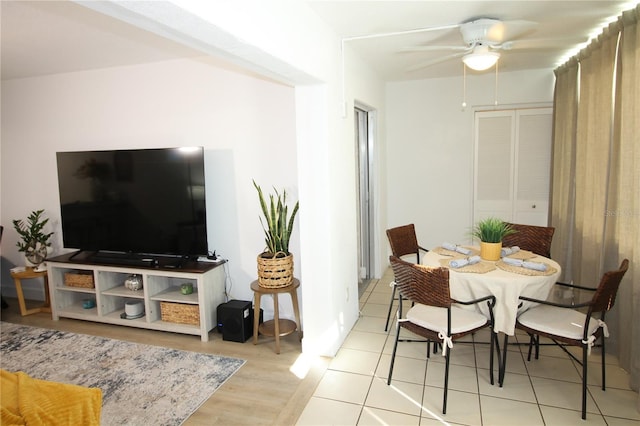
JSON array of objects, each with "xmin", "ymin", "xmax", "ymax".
[
  {"xmin": 514, "ymin": 109, "xmax": 553, "ymax": 225},
  {"xmin": 474, "ymin": 112, "xmax": 514, "ymax": 222}
]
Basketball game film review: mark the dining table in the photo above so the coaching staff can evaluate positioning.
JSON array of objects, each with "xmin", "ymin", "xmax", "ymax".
[{"xmin": 421, "ymin": 244, "xmax": 562, "ymax": 385}]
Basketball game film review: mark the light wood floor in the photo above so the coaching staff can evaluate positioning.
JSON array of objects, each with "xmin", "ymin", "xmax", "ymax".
[{"xmin": 0, "ymin": 297, "xmax": 329, "ymax": 425}]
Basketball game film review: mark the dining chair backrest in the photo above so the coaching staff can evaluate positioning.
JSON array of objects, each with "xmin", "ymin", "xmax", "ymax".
[
  {"xmin": 389, "ymin": 256, "xmax": 451, "ymax": 308},
  {"xmin": 502, "ymin": 223, "xmax": 555, "ymax": 258},
  {"xmin": 386, "ymin": 224, "xmax": 421, "ymax": 261},
  {"xmin": 587, "ymin": 259, "xmax": 629, "ymax": 321}
]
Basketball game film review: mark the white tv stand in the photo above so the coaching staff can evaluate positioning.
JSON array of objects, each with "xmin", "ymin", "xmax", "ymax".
[{"xmin": 47, "ymin": 252, "xmax": 226, "ymax": 342}]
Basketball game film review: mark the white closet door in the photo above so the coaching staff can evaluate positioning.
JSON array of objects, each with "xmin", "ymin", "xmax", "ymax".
[
  {"xmin": 474, "ymin": 108, "xmax": 552, "ymax": 226},
  {"xmin": 474, "ymin": 111, "xmax": 514, "ymax": 222},
  {"xmin": 513, "ymin": 108, "xmax": 553, "ymax": 225}
]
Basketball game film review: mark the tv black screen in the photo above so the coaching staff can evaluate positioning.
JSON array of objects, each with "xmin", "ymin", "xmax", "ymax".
[{"xmin": 56, "ymin": 147, "xmax": 208, "ymax": 258}]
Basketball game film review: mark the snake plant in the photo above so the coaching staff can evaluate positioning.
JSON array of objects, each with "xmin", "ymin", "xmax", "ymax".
[{"xmin": 253, "ymin": 180, "xmax": 299, "ymax": 256}]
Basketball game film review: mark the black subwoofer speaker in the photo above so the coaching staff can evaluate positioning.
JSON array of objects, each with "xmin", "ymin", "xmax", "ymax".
[{"xmin": 217, "ymin": 300, "xmax": 260, "ymax": 343}]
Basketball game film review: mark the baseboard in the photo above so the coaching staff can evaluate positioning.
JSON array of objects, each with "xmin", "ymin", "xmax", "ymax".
[{"xmin": 0, "ymin": 284, "xmax": 47, "ymax": 302}]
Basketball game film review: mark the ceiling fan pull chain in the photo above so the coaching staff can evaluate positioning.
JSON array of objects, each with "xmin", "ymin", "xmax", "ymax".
[
  {"xmin": 462, "ymin": 63, "xmax": 467, "ymax": 109},
  {"xmin": 494, "ymin": 61, "xmax": 499, "ymax": 106}
]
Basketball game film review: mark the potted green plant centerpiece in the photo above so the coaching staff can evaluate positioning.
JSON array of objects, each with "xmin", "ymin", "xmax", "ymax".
[
  {"xmin": 12, "ymin": 209, "xmax": 54, "ymax": 268},
  {"xmin": 253, "ymin": 180, "xmax": 299, "ymax": 288},
  {"xmin": 471, "ymin": 217, "xmax": 516, "ymax": 261}
]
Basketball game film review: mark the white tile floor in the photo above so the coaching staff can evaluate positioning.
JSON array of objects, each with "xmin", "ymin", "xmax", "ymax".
[{"xmin": 297, "ymin": 268, "xmax": 640, "ymax": 425}]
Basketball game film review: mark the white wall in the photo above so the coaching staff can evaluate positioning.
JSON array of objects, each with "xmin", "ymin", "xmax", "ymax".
[
  {"xmin": 385, "ymin": 68, "xmax": 555, "ymax": 260},
  {"xmin": 1, "ymin": 57, "xmax": 298, "ymax": 309}
]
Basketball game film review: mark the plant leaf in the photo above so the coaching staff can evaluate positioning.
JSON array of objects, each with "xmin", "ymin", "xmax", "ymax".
[{"xmin": 253, "ymin": 180, "xmax": 299, "ymax": 254}]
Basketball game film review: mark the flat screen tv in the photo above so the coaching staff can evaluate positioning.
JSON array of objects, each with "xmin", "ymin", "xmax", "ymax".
[{"xmin": 56, "ymin": 147, "xmax": 208, "ymax": 259}]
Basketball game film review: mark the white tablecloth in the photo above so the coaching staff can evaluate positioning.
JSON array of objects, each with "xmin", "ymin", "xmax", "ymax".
[{"xmin": 422, "ymin": 249, "xmax": 562, "ymax": 335}]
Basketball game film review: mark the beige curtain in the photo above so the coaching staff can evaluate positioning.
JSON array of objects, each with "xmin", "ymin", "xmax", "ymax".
[
  {"xmin": 573, "ymin": 24, "xmax": 619, "ymax": 283},
  {"xmin": 551, "ymin": 5, "xmax": 639, "ymax": 393},
  {"xmin": 550, "ymin": 59, "xmax": 578, "ymax": 280},
  {"xmin": 609, "ymin": 5, "xmax": 640, "ymax": 394}
]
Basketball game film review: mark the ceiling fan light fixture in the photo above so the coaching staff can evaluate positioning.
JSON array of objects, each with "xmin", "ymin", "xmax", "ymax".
[{"xmin": 463, "ymin": 49, "xmax": 500, "ymax": 71}]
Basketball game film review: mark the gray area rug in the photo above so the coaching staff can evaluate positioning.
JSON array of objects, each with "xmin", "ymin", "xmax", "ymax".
[{"xmin": 0, "ymin": 322, "xmax": 245, "ymax": 425}]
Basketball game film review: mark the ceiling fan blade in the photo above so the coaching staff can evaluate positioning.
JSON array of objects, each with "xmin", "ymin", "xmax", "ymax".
[
  {"xmin": 343, "ymin": 23, "xmax": 460, "ymax": 41},
  {"xmin": 487, "ymin": 19, "xmax": 537, "ymax": 43},
  {"xmin": 405, "ymin": 52, "xmax": 466, "ymax": 72},
  {"xmin": 499, "ymin": 37, "xmax": 588, "ymax": 50},
  {"xmin": 399, "ymin": 45, "xmax": 470, "ymax": 53}
]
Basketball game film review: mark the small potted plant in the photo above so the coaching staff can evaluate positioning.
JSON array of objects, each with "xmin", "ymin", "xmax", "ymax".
[
  {"xmin": 12, "ymin": 209, "xmax": 54, "ymax": 268},
  {"xmin": 253, "ymin": 180, "xmax": 299, "ymax": 288},
  {"xmin": 471, "ymin": 217, "xmax": 516, "ymax": 261}
]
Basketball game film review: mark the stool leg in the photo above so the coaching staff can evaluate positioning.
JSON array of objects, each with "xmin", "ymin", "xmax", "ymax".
[
  {"xmin": 290, "ymin": 288, "xmax": 302, "ymax": 341},
  {"xmin": 14, "ymin": 279, "xmax": 29, "ymax": 316},
  {"xmin": 273, "ymin": 293, "xmax": 281, "ymax": 354},
  {"xmin": 253, "ymin": 293, "xmax": 261, "ymax": 345}
]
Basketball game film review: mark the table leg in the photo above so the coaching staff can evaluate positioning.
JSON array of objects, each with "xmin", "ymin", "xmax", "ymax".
[
  {"xmin": 289, "ymin": 288, "xmax": 303, "ymax": 341},
  {"xmin": 273, "ymin": 293, "xmax": 281, "ymax": 354},
  {"xmin": 253, "ymin": 293, "xmax": 261, "ymax": 345}
]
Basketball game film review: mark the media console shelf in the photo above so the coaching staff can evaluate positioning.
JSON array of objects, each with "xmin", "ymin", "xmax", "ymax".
[{"xmin": 47, "ymin": 252, "xmax": 226, "ymax": 342}]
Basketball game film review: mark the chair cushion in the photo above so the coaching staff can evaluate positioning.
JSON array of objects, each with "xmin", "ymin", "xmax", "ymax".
[
  {"xmin": 406, "ymin": 303, "xmax": 488, "ymax": 335},
  {"xmin": 400, "ymin": 254, "xmax": 418, "ymax": 263},
  {"xmin": 517, "ymin": 305, "xmax": 601, "ymax": 340}
]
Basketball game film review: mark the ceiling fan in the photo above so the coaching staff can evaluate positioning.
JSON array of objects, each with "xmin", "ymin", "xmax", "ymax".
[{"xmin": 399, "ymin": 18, "xmax": 540, "ymax": 72}]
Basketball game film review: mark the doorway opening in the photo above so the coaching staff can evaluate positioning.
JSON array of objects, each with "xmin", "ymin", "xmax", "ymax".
[{"xmin": 355, "ymin": 106, "xmax": 376, "ymax": 298}]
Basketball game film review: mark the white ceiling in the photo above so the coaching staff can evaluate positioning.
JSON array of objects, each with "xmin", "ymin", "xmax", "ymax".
[
  {"xmin": 0, "ymin": 1, "xmax": 205, "ymax": 80},
  {"xmin": 1, "ymin": 1, "xmax": 636, "ymax": 82},
  {"xmin": 308, "ymin": 0, "xmax": 635, "ymax": 80}
]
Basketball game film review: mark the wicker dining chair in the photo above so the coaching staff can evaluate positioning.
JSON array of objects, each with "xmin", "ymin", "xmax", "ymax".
[
  {"xmin": 501, "ymin": 223, "xmax": 555, "ymax": 258},
  {"xmin": 516, "ymin": 259, "xmax": 629, "ymax": 420},
  {"xmin": 384, "ymin": 224, "xmax": 428, "ymax": 331},
  {"xmin": 387, "ymin": 256, "xmax": 496, "ymax": 414}
]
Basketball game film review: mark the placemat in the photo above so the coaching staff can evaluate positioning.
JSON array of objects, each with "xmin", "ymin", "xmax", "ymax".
[
  {"xmin": 433, "ymin": 246, "xmax": 479, "ymax": 257},
  {"xmin": 439, "ymin": 259, "xmax": 496, "ymax": 273},
  {"xmin": 496, "ymin": 260, "xmax": 557, "ymax": 276},
  {"xmin": 504, "ymin": 250, "xmax": 537, "ymax": 260}
]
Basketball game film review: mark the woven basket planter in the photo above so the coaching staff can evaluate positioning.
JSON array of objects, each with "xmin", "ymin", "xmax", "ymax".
[{"xmin": 257, "ymin": 252, "xmax": 293, "ymax": 288}]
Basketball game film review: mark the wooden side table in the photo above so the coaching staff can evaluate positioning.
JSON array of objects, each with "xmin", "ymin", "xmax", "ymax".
[
  {"xmin": 10, "ymin": 268, "xmax": 51, "ymax": 316},
  {"xmin": 251, "ymin": 279, "xmax": 302, "ymax": 354}
]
